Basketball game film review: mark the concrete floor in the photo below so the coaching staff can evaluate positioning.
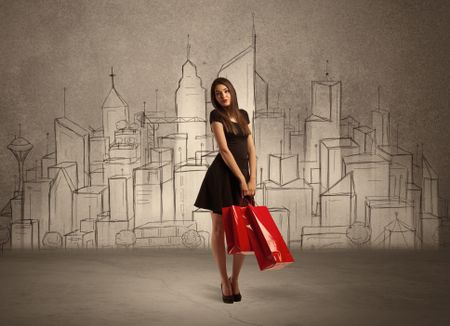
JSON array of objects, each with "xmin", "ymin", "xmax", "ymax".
[{"xmin": 1, "ymin": 248, "xmax": 450, "ymax": 326}]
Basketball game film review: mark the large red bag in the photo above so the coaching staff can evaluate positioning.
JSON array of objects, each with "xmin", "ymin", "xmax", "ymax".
[
  {"xmin": 222, "ymin": 198, "xmax": 254, "ymax": 255},
  {"xmin": 245, "ymin": 203, "xmax": 295, "ymax": 271}
]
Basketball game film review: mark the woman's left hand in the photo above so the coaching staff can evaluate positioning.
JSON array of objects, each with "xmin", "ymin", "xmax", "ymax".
[{"xmin": 247, "ymin": 179, "xmax": 256, "ymax": 196}]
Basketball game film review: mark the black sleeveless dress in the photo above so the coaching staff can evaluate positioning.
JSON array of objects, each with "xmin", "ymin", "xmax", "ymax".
[{"xmin": 194, "ymin": 109, "xmax": 251, "ymax": 215}]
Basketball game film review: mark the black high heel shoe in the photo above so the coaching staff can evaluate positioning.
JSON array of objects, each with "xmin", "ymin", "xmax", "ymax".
[
  {"xmin": 221, "ymin": 283, "xmax": 234, "ymax": 304},
  {"xmin": 229, "ymin": 277, "xmax": 242, "ymax": 302}
]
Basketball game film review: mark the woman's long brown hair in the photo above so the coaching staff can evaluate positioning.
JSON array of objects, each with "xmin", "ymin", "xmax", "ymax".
[{"xmin": 210, "ymin": 77, "xmax": 250, "ymax": 136}]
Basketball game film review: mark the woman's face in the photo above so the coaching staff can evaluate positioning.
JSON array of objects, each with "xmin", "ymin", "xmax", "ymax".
[{"xmin": 214, "ymin": 84, "xmax": 231, "ymax": 108}]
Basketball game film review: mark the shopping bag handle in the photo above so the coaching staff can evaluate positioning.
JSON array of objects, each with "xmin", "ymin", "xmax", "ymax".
[{"xmin": 240, "ymin": 195, "xmax": 255, "ymax": 206}]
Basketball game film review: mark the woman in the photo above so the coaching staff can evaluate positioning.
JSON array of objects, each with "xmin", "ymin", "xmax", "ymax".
[{"xmin": 194, "ymin": 77, "xmax": 257, "ymax": 304}]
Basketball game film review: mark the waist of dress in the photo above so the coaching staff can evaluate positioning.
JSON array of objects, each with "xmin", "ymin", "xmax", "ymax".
[{"xmin": 214, "ymin": 153, "xmax": 248, "ymax": 167}]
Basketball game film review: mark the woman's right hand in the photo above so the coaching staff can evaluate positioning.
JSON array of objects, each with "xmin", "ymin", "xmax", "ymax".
[{"xmin": 240, "ymin": 178, "xmax": 249, "ymax": 197}]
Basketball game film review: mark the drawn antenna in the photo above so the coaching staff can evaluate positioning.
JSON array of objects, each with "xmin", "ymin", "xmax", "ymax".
[
  {"xmin": 141, "ymin": 101, "xmax": 146, "ymax": 127},
  {"xmin": 396, "ymin": 123, "xmax": 399, "ymax": 152},
  {"xmin": 46, "ymin": 132, "xmax": 50, "ymax": 154},
  {"xmin": 421, "ymin": 143, "xmax": 424, "ymax": 167},
  {"xmin": 416, "ymin": 143, "xmax": 419, "ymax": 165},
  {"xmin": 277, "ymin": 92, "xmax": 280, "ymax": 111},
  {"xmin": 252, "ymin": 12, "xmax": 255, "ymax": 35},
  {"xmin": 377, "ymin": 85, "xmax": 381, "ymax": 111},
  {"xmin": 252, "ymin": 12, "xmax": 256, "ymax": 46},
  {"xmin": 186, "ymin": 34, "xmax": 191, "ymax": 60},
  {"xmin": 325, "ymin": 60, "xmax": 329, "ymax": 80},
  {"xmin": 18, "ymin": 123, "xmax": 21, "ymax": 137},
  {"xmin": 155, "ymin": 88, "xmax": 158, "ymax": 112},
  {"xmin": 110, "ymin": 66, "xmax": 116, "ymax": 88},
  {"xmin": 63, "ymin": 87, "xmax": 66, "ymax": 117}
]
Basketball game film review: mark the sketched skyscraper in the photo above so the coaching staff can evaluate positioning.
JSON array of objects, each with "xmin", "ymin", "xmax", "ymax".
[
  {"xmin": 175, "ymin": 36, "xmax": 207, "ymax": 160},
  {"xmin": 55, "ymin": 117, "xmax": 90, "ymax": 188},
  {"xmin": 102, "ymin": 67, "xmax": 129, "ymax": 146},
  {"xmin": 218, "ymin": 19, "xmax": 256, "ymax": 125},
  {"xmin": 304, "ymin": 81, "xmax": 342, "ymax": 163}
]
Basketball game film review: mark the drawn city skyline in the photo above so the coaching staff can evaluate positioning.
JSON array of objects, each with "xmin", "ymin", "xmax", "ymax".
[{"xmin": 0, "ymin": 12, "xmax": 448, "ymax": 252}]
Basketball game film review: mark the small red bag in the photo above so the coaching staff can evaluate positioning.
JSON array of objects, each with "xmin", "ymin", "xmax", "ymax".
[
  {"xmin": 245, "ymin": 203, "xmax": 295, "ymax": 271},
  {"xmin": 222, "ymin": 197, "xmax": 254, "ymax": 255}
]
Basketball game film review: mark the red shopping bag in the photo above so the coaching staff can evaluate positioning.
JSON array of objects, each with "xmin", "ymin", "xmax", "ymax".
[
  {"xmin": 222, "ymin": 197, "xmax": 254, "ymax": 255},
  {"xmin": 245, "ymin": 203, "xmax": 295, "ymax": 271}
]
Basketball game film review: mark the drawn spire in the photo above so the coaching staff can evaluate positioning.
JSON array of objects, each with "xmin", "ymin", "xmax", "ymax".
[
  {"xmin": 377, "ymin": 85, "xmax": 381, "ymax": 111},
  {"xmin": 46, "ymin": 132, "xmax": 50, "ymax": 154},
  {"xmin": 415, "ymin": 143, "xmax": 420, "ymax": 165},
  {"xmin": 63, "ymin": 87, "xmax": 66, "ymax": 117},
  {"xmin": 186, "ymin": 34, "xmax": 191, "ymax": 61},
  {"xmin": 325, "ymin": 60, "xmax": 330, "ymax": 80},
  {"xmin": 110, "ymin": 66, "xmax": 116, "ymax": 89},
  {"xmin": 277, "ymin": 92, "xmax": 280, "ymax": 111},
  {"xmin": 252, "ymin": 12, "xmax": 256, "ymax": 48},
  {"xmin": 102, "ymin": 67, "xmax": 127, "ymax": 108},
  {"xmin": 421, "ymin": 142, "xmax": 424, "ymax": 168},
  {"xmin": 396, "ymin": 123, "xmax": 399, "ymax": 152},
  {"xmin": 141, "ymin": 101, "xmax": 146, "ymax": 128},
  {"xmin": 155, "ymin": 89, "xmax": 158, "ymax": 112}
]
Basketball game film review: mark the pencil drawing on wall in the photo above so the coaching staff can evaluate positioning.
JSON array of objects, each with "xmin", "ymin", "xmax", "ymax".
[{"xmin": 0, "ymin": 4, "xmax": 448, "ymax": 253}]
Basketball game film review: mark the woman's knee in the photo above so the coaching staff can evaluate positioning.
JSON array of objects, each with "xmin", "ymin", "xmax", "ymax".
[{"xmin": 211, "ymin": 213, "xmax": 224, "ymax": 235}]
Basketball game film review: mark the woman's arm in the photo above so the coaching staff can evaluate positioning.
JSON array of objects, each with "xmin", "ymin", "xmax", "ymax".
[
  {"xmin": 211, "ymin": 121, "xmax": 249, "ymax": 195},
  {"xmin": 246, "ymin": 122, "xmax": 257, "ymax": 196}
]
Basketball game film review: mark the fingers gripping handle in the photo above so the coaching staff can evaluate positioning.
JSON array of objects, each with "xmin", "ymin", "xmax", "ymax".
[{"xmin": 239, "ymin": 195, "xmax": 255, "ymax": 206}]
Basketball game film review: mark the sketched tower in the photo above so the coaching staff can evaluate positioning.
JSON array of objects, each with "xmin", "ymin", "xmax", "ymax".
[
  {"xmin": 8, "ymin": 135, "xmax": 33, "ymax": 196},
  {"xmin": 175, "ymin": 36, "xmax": 207, "ymax": 159},
  {"xmin": 218, "ymin": 18, "xmax": 256, "ymax": 125},
  {"xmin": 304, "ymin": 80, "xmax": 342, "ymax": 163},
  {"xmin": 102, "ymin": 67, "xmax": 129, "ymax": 147}
]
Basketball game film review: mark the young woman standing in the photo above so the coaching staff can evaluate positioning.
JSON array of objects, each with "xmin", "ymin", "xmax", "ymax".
[{"xmin": 194, "ymin": 77, "xmax": 257, "ymax": 304}]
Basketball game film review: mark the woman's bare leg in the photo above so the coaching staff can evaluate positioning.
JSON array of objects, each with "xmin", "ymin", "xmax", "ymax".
[
  {"xmin": 210, "ymin": 212, "xmax": 232, "ymax": 296},
  {"xmin": 231, "ymin": 254, "xmax": 245, "ymax": 294}
]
